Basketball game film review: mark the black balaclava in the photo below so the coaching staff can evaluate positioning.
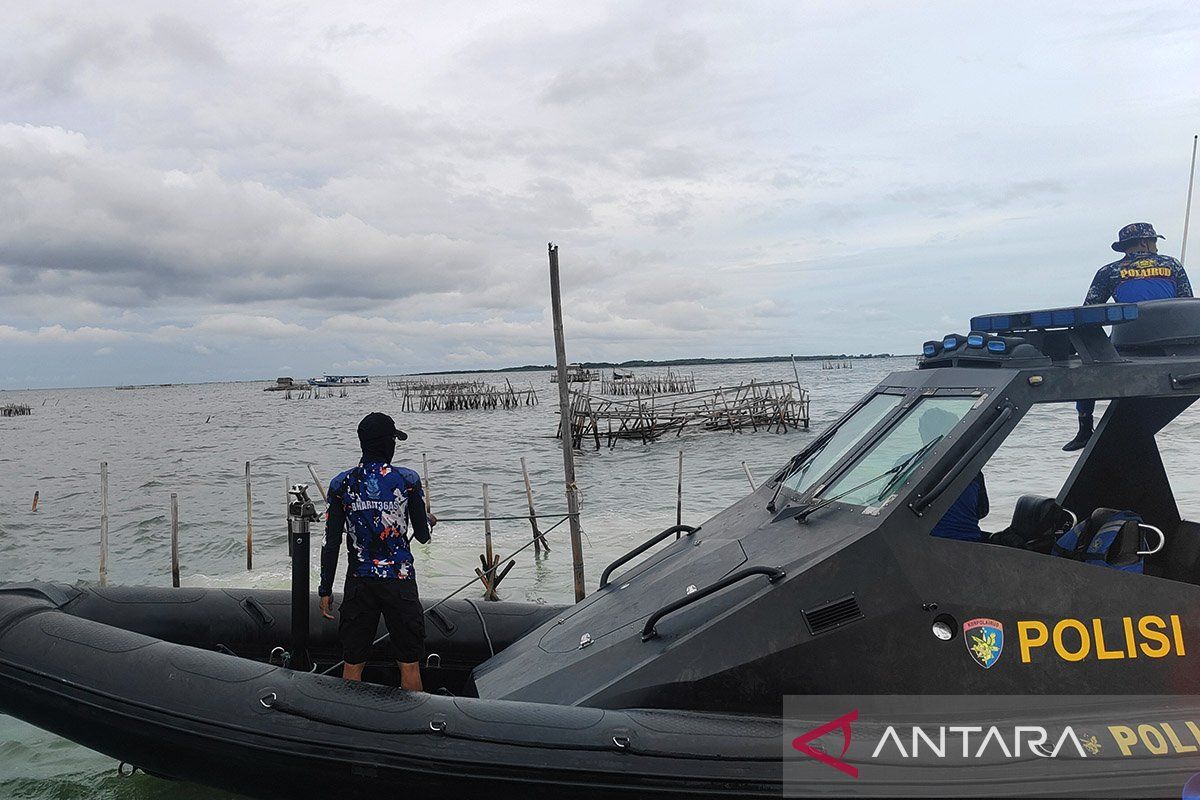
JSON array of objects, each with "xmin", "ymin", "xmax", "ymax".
[{"xmin": 357, "ymin": 412, "xmax": 404, "ymax": 463}]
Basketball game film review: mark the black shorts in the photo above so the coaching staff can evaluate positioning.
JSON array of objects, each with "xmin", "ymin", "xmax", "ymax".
[{"xmin": 338, "ymin": 576, "xmax": 425, "ymax": 664}]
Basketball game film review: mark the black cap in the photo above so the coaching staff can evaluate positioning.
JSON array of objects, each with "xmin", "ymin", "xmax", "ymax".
[{"xmin": 357, "ymin": 412, "xmax": 408, "ymax": 443}]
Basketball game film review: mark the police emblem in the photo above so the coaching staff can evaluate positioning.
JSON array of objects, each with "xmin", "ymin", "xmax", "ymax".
[
  {"xmin": 365, "ymin": 474, "xmax": 381, "ymax": 500},
  {"xmin": 963, "ymin": 617, "xmax": 1004, "ymax": 669}
]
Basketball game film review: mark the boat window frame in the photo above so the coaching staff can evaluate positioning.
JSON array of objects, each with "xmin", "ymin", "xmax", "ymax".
[
  {"xmin": 775, "ymin": 388, "xmax": 911, "ymax": 505},
  {"xmin": 776, "ymin": 386, "xmax": 995, "ymax": 509},
  {"xmin": 819, "ymin": 394, "xmax": 986, "ymax": 510}
]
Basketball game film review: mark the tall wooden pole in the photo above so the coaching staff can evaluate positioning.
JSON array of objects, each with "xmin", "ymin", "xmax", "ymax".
[
  {"xmin": 99, "ymin": 462, "xmax": 109, "ymax": 587},
  {"xmin": 422, "ymin": 452, "xmax": 431, "ymax": 513},
  {"xmin": 170, "ymin": 493, "xmax": 180, "ymax": 588},
  {"xmin": 482, "ymin": 483, "xmax": 494, "ymax": 566},
  {"xmin": 1182, "ymin": 134, "xmax": 1198, "ymax": 266},
  {"xmin": 307, "ymin": 464, "xmax": 327, "ymax": 503},
  {"xmin": 244, "ymin": 461, "xmax": 253, "ymax": 570},
  {"xmin": 549, "ymin": 243, "xmax": 586, "ymax": 601},
  {"xmin": 676, "ymin": 450, "xmax": 684, "ymax": 527},
  {"xmin": 742, "ymin": 460, "xmax": 758, "ymax": 491}
]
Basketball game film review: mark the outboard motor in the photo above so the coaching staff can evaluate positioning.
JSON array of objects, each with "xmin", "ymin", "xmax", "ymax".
[{"xmin": 1053, "ymin": 508, "xmax": 1146, "ymax": 573}]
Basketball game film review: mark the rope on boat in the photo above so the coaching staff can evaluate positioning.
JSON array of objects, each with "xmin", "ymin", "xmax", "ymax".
[
  {"xmin": 462, "ymin": 598, "xmax": 495, "ymax": 657},
  {"xmin": 426, "ymin": 513, "xmax": 572, "ymax": 523}
]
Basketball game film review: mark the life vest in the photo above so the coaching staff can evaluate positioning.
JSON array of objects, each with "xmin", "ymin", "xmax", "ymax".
[{"xmin": 1052, "ymin": 509, "xmax": 1146, "ymax": 573}]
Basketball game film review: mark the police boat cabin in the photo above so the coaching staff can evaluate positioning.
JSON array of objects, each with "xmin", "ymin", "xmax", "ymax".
[{"xmin": 474, "ymin": 298, "xmax": 1200, "ymax": 708}]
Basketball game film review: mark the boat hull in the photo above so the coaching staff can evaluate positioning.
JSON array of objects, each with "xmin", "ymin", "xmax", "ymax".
[{"xmin": 0, "ymin": 585, "xmax": 781, "ymax": 798}]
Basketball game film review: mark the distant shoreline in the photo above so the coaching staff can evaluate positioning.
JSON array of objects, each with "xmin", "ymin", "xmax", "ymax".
[
  {"xmin": 0, "ymin": 354, "xmax": 915, "ymax": 391},
  {"xmin": 408, "ymin": 353, "xmax": 908, "ymax": 377}
]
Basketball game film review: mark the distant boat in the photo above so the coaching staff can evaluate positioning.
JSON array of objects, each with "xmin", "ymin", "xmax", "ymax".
[
  {"xmin": 611, "ymin": 368, "xmax": 634, "ymax": 381},
  {"xmin": 307, "ymin": 375, "xmax": 370, "ymax": 387}
]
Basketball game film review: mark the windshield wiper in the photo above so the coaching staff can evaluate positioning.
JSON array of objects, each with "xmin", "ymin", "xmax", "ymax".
[
  {"xmin": 765, "ymin": 439, "xmax": 831, "ymax": 513},
  {"xmin": 793, "ymin": 435, "xmax": 944, "ymax": 524},
  {"xmin": 876, "ymin": 434, "xmax": 945, "ymax": 500}
]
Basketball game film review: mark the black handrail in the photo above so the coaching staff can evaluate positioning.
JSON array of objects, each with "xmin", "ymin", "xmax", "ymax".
[
  {"xmin": 640, "ymin": 566, "xmax": 786, "ymax": 641},
  {"xmin": 598, "ymin": 525, "xmax": 698, "ymax": 589},
  {"xmin": 910, "ymin": 405, "xmax": 1013, "ymax": 516}
]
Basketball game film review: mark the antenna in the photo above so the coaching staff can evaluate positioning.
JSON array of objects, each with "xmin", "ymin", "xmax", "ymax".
[{"xmin": 1182, "ymin": 134, "xmax": 1198, "ymax": 267}]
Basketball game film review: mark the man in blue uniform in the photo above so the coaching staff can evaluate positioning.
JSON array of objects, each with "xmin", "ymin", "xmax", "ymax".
[
  {"xmin": 318, "ymin": 412, "xmax": 431, "ymax": 689},
  {"xmin": 1062, "ymin": 222, "xmax": 1193, "ymax": 451},
  {"xmin": 918, "ymin": 407, "xmax": 989, "ymax": 540}
]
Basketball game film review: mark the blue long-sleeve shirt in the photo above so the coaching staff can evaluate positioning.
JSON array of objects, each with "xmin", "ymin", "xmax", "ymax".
[
  {"xmin": 1084, "ymin": 251, "xmax": 1192, "ymax": 304},
  {"xmin": 318, "ymin": 461, "xmax": 430, "ymax": 597},
  {"xmin": 931, "ymin": 473, "xmax": 988, "ymax": 541}
]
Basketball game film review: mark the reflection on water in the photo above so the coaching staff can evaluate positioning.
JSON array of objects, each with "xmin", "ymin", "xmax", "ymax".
[{"xmin": 3, "ymin": 357, "xmax": 1200, "ymax": 796}]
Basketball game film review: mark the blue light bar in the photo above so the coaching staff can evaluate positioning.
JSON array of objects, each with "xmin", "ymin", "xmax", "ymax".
[
  {"xmin": 987, "ymin": 339, "xmax": 1007, "ymax": 353},
  {"xmin": 943, "ymin": 335, "xmax": 960, "ymax": 351},
  {"xmin": 967, "ymin": 333, "xmax": 985, "ymax": 348},
  {"xmin": 970, "ymin": 303, "xmax": 1138, "ymax": 334}
]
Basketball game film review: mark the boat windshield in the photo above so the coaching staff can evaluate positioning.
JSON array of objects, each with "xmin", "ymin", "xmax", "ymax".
[
  {"xmin": 821, "ymin": 396, "xmax": 977, "ymax": 507},
  {"xmin": 781, "ymin": 393, "xmax": 903, "ymax": 496}
]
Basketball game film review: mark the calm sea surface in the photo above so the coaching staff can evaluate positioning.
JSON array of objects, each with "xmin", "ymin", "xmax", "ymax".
[{"xmin": 3, "ymin": 358, "xmax": 1200, "ymax": 797}]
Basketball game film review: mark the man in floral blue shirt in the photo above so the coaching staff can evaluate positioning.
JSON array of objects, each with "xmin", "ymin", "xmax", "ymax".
[{"xmin": 319, "ymin": 412, "xmax": 431, "ymax": 689}]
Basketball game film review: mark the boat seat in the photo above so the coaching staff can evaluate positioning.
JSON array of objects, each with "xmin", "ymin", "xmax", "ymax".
[
  {"xmin": 1146, "ymin": 520, "xmax": 1200, "ymax": 585},
  {"xmin": 1053, "ymin": 508, "xmax": 1145, "ymax": 572},
  {"xmin": 988, "ymin": 494, "xmax": 1068, "ymax": 554}
]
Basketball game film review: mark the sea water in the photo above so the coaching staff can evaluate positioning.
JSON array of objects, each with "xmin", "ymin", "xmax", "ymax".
[{"xmin": 2, "ymin": 358, "xmax": 1199, "ymax": 798}]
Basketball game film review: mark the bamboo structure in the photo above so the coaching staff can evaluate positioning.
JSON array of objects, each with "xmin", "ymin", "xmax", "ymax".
[
  {"xmin": 560, "ymin": 379, "xmax": 810, "ymax": 448},
  {"xmin": 282, "ymin": 387, "xmax": 348, "ymax": 399},
  {"xmin": 2, "ymin": 404, "xmax": 32, "ymax": 417},
  {"xmin": 821, "ymin": 360, "xmax": 853, "ymax": 370},
  {"xmin": 600, "ymin": 370, "xmax": 697, "ymax": 396},
  {"xmin": 396, "ymin": 380, "xmax": 537, "ymax": 412}
]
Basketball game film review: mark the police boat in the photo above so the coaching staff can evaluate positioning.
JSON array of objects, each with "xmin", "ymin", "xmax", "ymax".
[{"xmin": 4, "ymin": 299, "xmax": 1200, "ymax": 798}]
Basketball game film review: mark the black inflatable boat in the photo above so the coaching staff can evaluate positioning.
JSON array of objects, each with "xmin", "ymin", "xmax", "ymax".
[{"xmin": 7, "ymin": 299, "xmax": 1200, "ymax": 797}]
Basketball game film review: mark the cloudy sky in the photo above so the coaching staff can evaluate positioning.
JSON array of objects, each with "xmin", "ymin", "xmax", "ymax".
[{"xmin": 1, "ymin": 1, "xmax": 1198, "ymax": 388}]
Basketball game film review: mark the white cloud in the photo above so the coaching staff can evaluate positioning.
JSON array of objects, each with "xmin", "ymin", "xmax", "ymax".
[
  {"xmin": 1, "ymin": 1, "xmax": 1198, "ymax": 388},
  {"xmin": 0, "ymin": 323, "xmax": 129, "ymax": 344}
]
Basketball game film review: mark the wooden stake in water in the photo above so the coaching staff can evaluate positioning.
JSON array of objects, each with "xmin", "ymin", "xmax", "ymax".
[
  {"xmin": 307, "ymin": 464, "xmax": 327, "ymax": 503},
  {"xmin": 742, "ymin": 460, "xmax": 757, "ymax": 491},
  {"xmin": 482, "ymin": 483, "xmax": 494, "ymax": 566},
  {"xmin": 521, "ymin": 457, "xmax": 547, "ymax": 554},
  {"xmin": 1182, "ymin": 134, "xmax": 1199, "ymax": 266},
  {"xmin": 99, "ymin": 462, "xmax": 109, "ymax": 587},
  {"xmin": 31, "ymin": 490, "xmax": 39, "ymax": 512},
  {"xmin": 549, "ymin": 243, "xmax": 586, "ymax": 601},
  {"xmin": 478, "ymin": 483, "xmax": 501, "ymax": 601},
  {"xmin": 676, "ymin": 450, "xmax": 684, "ymax": 528},
  {"xmin": 245, "ymin": 461, "xmax": 253, "ymax": 571},
  {"xmin": 170, "ymin": 493, "xmax": 180, "ymax": 588},
  {"xmin": 422, "ymin": 452, "xmax": 431, "ymax": 513}
]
